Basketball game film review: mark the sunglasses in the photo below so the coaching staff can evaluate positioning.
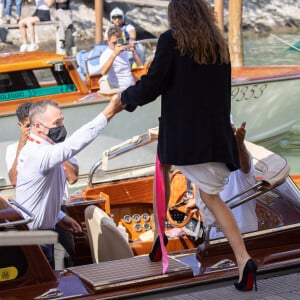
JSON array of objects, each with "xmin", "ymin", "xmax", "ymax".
[{"xmin": 112, "ymin": 15, "xmax": 123, "ymax": 20}]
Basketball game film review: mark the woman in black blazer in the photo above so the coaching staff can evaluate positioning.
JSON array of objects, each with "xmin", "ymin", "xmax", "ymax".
[{"xmin": 111, "ymin": 0, "xmax": 257, "ymax": 291}]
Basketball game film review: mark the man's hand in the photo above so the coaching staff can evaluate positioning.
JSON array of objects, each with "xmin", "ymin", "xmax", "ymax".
[
  {"xmin": 63, "ymin": 161, "xmax": 78, "ymax": 184},
  {"xmin": 234, "ymin": 121, "xmax": 246, "ymax": 147},
  {"xmin": 18, "ymin": 120, "xmax": 30, "ymax": 149},
  {"xmin": 59, "ymin": 215, "xmax": 82, "ymax": 233},
  {"xmin": 234, "ymin": 122, "xmax": 251, "ymax": 174},
  {"xmin": 103, "ymin": 93, "xmax": 125, "ymax": 121},
  {"xmin": 113, "ymin": 43, "xmax": 128, "ymax": 56},
  {"xmin": 185, "ymin": 198, "xmax": 199, "ymax": 214}
]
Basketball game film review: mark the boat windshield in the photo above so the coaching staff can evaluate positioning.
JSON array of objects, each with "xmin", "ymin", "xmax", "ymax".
[{"xmin": 0, "ymin": 66, "xmax": 76, "ymax": 102}]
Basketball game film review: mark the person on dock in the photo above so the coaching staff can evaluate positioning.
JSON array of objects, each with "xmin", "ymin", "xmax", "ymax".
[
  {"xmin": 186, "ymin": 122, "xmax": 258, "ymax": 239},
  {"xmin": 5, "ymin": 0, "xmax": 22, "ymax": 24},
  {"xmin": 6, "ymin": 101, "xmax": 79, "ymax": 268},
  {"xmin": 0, "ymin": 0, "xmax": 4, "ymax": 24},
  {"xmin": 15, "ymin": 99, "xmax": 121, "ymax": 268},
  {"xmin": 54, "ymin": 0, "xmax": 76, "ymax": 55},
  {"xmin": 110, "ymin": 0, "xmax": 257, "ymax": 292},
  {"xmin": 18, "ymin": 0, "xmax": 54, "ymax": 52}
]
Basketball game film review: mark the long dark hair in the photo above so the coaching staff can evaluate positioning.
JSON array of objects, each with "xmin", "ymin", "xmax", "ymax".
[{"xmin": 168, "ymin": 0, "xmax": 230, "ymax": 64}]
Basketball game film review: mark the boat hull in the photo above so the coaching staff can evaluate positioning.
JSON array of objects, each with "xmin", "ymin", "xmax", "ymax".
[{"xmin": 231, "ymin": 66, "xmax": 300, "ymax": 143}]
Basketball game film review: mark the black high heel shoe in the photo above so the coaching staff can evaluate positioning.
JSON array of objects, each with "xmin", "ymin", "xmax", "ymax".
[
  {"xmin": 234, "ymin": 258, "xmax": 257, "ymax": 291},
  {"xmin": 149, "ymin": 234, "xmax": 168, "ymax": 262}
]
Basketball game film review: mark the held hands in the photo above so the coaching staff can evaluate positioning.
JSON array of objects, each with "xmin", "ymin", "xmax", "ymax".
[{"xmin": 103, "ymin": 93, "xmax": 126, "ymax": 121}]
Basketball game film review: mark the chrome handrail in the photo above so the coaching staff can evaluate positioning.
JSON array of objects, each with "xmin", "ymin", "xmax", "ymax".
[
  {"xmin": 0, "ymin": 198, "xmax": 35, "ymax": 228},
  {"xmin": 87, "ymin": 127, "xmax": 158, "ymax": 187}
]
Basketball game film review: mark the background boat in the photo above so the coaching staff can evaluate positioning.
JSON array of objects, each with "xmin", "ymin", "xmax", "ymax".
[{"xmin": 231, "ymin": 65, "xmax": 300, "ymax": 143}]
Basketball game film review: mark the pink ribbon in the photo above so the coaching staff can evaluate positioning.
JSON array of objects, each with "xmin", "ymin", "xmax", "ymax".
[{"xmin": 155, "ymin": 154, "xmax": 169, "ymax": 274}]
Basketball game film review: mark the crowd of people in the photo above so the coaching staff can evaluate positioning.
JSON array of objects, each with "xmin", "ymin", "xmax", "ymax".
[{"xmin": 5, "ymin": 0, "xmax": 259, "ymax": 292}]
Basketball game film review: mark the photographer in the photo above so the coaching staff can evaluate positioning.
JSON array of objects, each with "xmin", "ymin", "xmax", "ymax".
[{"xmin": 98, "ymin": 26, "xmax": 142, "ymax": 94}]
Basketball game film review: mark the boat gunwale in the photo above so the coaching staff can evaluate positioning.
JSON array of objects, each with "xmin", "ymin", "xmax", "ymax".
[{"xmin": 232, "ymin": 72, "xmax": 300, "ymax": 85}]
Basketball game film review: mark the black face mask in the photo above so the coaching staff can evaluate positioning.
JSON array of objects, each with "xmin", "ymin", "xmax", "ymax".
[{"xmin": 47, "ymin": 125, "xmax": 67, "ymax": 143}]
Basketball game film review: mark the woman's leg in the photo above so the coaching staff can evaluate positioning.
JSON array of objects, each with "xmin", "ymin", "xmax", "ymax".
[
  {"xmin": 199, "ymin": 189, "xmax": 250, "ymax": 281},
  {"xmin": 177, "ymin": 162, "xmax": 252, "ymax": 282},
  {"xmin": 19, "ymin": 18, "xmax": 29, "ymax": 45},
  {"xmin": 27, "ymin": 16, "xmax": 40, "ymax": 44}
]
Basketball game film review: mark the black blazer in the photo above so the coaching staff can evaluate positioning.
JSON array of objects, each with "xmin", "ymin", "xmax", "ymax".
[{"xmin": 121, "ymin": 29, "xmax": 239, "ymax": 171}]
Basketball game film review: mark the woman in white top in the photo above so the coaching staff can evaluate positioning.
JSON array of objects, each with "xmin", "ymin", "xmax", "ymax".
[{"xmin": 18, "ymin": 0, "xmax": 54, "ymax": 52}]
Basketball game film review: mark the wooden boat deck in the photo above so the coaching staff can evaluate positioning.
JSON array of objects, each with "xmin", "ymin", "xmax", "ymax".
[{"xmin": 68, "ymin": 255, "xmax": 193, "ymax": 293}]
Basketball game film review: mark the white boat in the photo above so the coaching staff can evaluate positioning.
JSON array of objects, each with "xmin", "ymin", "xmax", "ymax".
[{"xmin": 231, "ymin": 65, "xmax": 300, "ymax": 143}]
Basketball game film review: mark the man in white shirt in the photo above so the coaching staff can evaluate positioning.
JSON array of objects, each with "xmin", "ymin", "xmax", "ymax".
[
  {"xmin": 16, "ymin": 99, "xmax": 120, "ymax": 267},
  {"xmin": 6, "ymin": 102, "xmax": 78, "ymax": 192},
  {"xmin": 99, "ymin": 26, "xmax": 142, "ymax": 93},
  {"xmin": 6, "ymin": 102, "xmax": 78, "ymax": 267},
  {"xmin": 186, "ymin": 122, "xmax": 258, "ymax": 239}
]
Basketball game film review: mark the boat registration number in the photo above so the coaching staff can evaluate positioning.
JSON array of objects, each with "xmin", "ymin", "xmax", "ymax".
[{"xmin": 231, "ymin": 83, "xmax": 267, "ymax": 102}]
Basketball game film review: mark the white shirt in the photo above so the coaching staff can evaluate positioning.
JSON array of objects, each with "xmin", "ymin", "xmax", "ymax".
[
  {"xmin": 196, "ymin": 160, "xmax": 258, "ymax": 238},
  {"xmin": 99, "ymin": 47, "xmax": 135, "ymax": 88},
  {"xmin": 6, "ymin": 140, "xmax": 78, "ymax": 204},
  {"xmin": 6, "ymin": 142, "xmax": 18, "ymax": 172},
  {"xmin": 16, "ymin": 113, "xmax": 107, "ymax": 230},
  {"xmin": 36, "ymin": 0, "xmax": 51, "ymax": 10}
]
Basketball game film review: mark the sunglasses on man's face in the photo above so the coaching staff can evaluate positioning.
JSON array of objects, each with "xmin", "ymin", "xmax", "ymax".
[{"xmin": 112, "ymin": 15, "xmax": 123, "ymax": 20}]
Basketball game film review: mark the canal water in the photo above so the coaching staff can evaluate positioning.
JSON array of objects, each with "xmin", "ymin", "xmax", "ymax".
[{"xmin": 242, "ymin": 32, "xmax": 300, "ymax": 174}]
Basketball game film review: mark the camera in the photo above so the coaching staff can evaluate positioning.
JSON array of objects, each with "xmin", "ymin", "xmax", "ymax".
[{"xmin": 117, "ymin": 38, "xmax": 129, "ymax": 45}]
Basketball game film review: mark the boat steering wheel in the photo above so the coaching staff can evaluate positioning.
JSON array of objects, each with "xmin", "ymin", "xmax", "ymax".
[{"xmin": 166, "ymin": 171, "xmax": 194, "ymax": 228}]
